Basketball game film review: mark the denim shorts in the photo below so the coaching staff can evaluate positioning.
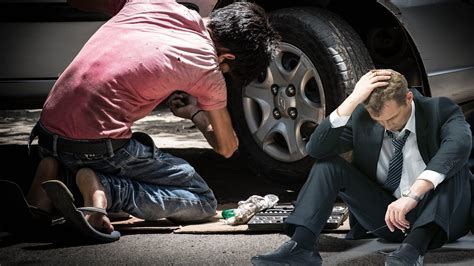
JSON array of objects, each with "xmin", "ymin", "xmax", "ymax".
[{"xmin": 37, "ymin": 130, "xmax": 217, "ymax": 222}]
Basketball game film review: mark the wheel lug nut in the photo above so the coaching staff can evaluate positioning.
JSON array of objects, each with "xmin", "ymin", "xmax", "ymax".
[
  {"xmin": 273, "ymin": 109, "xmax": 282, "ymax": 119},
  {"xmin": 286, "ymin": 84, "xmax": 296, "ymax": 97},
  {"xmin": 271, "ymin": 84, "xmax": 279, "ymax": 96},
  {"xmin": 288, "ymin": 108, "xmax": 298, "ymax": 119}
]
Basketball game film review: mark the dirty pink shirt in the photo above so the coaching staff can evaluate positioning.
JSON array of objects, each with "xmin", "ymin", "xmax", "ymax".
[{"xmin": 41, "ymin": 0, "xmax": 226, "ymax": 139}]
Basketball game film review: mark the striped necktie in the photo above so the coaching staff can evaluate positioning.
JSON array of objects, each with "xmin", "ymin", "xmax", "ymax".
[{"xmin": 383, "ymin": 130, "xmax": 411, "ymax": 192}]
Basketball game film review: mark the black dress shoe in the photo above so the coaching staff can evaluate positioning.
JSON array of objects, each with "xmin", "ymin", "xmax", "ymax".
[
  {"xmin": 251, "ymin": 240, "xmax": 322, "ymax": 265},
  {"xmin": 385, "ymin": 243, "xmax": 424, "ymax": 266}
]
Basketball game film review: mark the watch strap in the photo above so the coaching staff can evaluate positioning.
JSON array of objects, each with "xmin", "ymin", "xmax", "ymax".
[{"xmin": 403, "ymin": 190, "xmax": 422, "ymax": 202}]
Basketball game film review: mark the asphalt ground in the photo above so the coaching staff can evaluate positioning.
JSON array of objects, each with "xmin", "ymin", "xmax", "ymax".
[{"xmin": 0, "ymin": 109, "xmax": 473, "ymax": 265}]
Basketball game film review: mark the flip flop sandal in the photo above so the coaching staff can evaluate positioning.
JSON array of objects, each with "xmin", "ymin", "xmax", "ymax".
[
  {"xmin": 0, "ymin": 179, "xmax": 65, "ymax": 236},
  {"xmin": 42, "ymin": 180, "xmax": 120, "ymax": 243}
]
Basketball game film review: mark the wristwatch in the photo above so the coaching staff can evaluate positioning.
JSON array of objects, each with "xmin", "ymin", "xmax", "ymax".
[{"xmin": 402, "ymin": 190, "xmax": 422, "ymax": 202}]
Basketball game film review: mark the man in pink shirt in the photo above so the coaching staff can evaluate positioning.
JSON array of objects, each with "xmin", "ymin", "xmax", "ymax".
[{"xmin": 23, "ymin": 0, "xmax": 279, "ymax": 242}]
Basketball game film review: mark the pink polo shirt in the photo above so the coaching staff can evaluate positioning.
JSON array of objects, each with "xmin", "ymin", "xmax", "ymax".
[{"xmin": 41, "ymin": 0, "xmax": 226, "ymax": 139}]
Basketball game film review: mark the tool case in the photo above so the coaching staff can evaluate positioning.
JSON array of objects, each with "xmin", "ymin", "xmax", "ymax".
[{"xmin": 248, "ymin": 204, "xmax": 349, "ymax": 231}]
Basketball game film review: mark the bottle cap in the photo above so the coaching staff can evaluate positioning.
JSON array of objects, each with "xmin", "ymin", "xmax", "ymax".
[{"xmin": 221, "ymin": 209, "xmax": 235, "ymax": 219}]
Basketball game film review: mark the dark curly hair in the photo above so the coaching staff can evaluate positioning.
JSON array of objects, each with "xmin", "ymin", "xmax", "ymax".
[{"xmin": 208, "ymin": 1, "xmax": 280, "ymax": 86}]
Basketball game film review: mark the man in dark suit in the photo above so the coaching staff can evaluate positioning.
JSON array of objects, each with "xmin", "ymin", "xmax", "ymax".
[{"xmin": 252, "ymin": 69, "xmax": 473, "ymax": 265}]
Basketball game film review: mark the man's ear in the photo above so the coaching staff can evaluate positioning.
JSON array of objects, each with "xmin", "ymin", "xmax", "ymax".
[
  {"xmin": 218, "ymin": 53, "xmax": 235, "ymax": 63},
  {"xmin": 406, "ymin": 91, "xmax": 414, "ymax": 104}
]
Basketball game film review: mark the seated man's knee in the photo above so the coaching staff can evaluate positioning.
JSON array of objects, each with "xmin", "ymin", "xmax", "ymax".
[
  {"xmin": 311, "ymin": 156, "xmax": 346, "ymax": 173},
  {"xmin": 305, "ymin": 156, "xmax": 350, "ymax": 186}
]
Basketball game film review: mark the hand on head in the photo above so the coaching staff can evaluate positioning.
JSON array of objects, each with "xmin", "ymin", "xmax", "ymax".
[{"xmin": 352, "ymin": 70, "xmax": 392, "ymax": 104}]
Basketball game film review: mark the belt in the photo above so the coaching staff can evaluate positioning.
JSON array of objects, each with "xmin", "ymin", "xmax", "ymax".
[{"xmin": 34, "ymin": 123, "xmax": 129, "ymax": 155}]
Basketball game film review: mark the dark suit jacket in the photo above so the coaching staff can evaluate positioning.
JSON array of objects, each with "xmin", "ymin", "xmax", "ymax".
[{"xmin": 306, "ymin": 90, "xmax": 473, "ymax": 236}]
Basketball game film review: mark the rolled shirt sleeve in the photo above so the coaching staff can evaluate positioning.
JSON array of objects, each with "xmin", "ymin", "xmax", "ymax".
[
  {"xmin": 417, "ymin": 170, "xmax": 446, "ymax": 189},
  {"xmin": 329, "ymin": 109, "xmax": 351, "ymax": 128}
]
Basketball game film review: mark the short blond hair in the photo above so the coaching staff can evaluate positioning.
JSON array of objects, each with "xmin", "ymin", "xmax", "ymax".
[{"xmin": 364, "ymin": 69, "xmax": 408, "ymax": 116}]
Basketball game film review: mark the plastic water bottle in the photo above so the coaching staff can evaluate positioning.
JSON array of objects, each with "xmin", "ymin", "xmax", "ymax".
[
  {"xmin": 222, "ymin": 194, "xmax": 279, "ymax": 225},
  {"xmin": 221, "ymin": 209, "xmax": 236, "ymax": 219}
]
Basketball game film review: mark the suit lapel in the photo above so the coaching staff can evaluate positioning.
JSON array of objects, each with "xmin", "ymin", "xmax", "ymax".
[
  {"xmin": 414, "ymin": 99, "xmax": 430, "ymax": 164},
  {"xmin": 369, "ymin": 122, "xmax": 384, "ymax": 178}
]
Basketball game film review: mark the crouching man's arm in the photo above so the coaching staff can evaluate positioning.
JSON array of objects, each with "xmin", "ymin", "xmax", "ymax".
[
  {"xmin": 169, "ymin": 93, "xmax": 238, "ymax": 158},
  {"xmin": 192, "ymin": 108, "xmax": 238, "ymax": 158}
]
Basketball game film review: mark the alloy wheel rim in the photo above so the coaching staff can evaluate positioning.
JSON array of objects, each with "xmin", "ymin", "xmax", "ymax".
[{"xmin": 242, "ymin": 42, "xmax": 326, "ymax": 162}]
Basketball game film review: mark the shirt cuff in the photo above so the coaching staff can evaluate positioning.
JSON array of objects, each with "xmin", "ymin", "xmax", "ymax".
[
  {"xmin": 417, "ymin": 170, "xmax": 446, "ymax": 189},
  {"xmin": 329, "ymin": 109, "xmax": 350, "ymax": 128}
]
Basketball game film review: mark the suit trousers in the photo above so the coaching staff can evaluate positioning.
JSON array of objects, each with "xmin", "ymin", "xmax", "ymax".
[{"xmin": 284, "ymin": 156, "xmax": 471, "ymax": 249}]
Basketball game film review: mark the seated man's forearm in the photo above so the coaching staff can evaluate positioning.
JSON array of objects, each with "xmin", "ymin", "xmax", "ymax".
[{"xmin": 410, "ymin": 179, "xmax": 434, "ymax": 197}]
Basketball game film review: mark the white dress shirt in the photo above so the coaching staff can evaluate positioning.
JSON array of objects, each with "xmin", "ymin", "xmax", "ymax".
[{"xmin": 329, "ymin": 101, "xmax": 445, "ymax": 198}]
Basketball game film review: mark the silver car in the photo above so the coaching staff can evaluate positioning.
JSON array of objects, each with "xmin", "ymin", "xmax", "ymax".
[{"xmin": 1, "ymin": 0, "xmax": 473, "ymax": 182}]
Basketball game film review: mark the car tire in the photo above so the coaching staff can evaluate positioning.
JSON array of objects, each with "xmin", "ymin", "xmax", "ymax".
[{"xmin": 228, "ymin": 7, "xmax": 374, "ymax": 183}]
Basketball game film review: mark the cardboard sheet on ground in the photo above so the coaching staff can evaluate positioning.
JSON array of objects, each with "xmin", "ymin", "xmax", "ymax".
[
  {"xmin": 110, "ymin": 203, "xmax": 351, "ymax": 234},
  {"xmin": 112, "ymin": 216, "xmax": 180, "ymax": 232},
  {"xmin": 111, "ymin": 203, "xmax": 240, "ymax": 233}
]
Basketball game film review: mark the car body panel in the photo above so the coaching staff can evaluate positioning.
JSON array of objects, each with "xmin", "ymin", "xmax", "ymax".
[
  {"xmin": 0, "ymin": 0, "xmax": 217, "ymax": 101},
  {"xmin": 0, "ymin": 21, "xmax": 102, "ymax": 79},
  {"xmin": 378, "ymin": 0, "xmax": 474, "ymax": 103}
]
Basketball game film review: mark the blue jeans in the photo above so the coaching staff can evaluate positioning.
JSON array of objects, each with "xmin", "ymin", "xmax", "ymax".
[{"xmin": 37, "ymin": 130, "xmax": 217, "ymax": 222}]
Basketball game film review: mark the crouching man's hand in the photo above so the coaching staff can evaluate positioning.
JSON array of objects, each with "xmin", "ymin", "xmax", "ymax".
[{"xmin": 169, "ymin": 92, "xmax": 199, "ymax": 120}]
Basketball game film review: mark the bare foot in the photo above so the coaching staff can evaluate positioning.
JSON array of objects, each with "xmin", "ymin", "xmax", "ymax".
[
  {"xmin": 84, "ymin": 212, "xmax": 114, "ymax": 233},
  {"xmin": 76, "ymin": 168, "xmax": 114, "ymax": 233}
]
